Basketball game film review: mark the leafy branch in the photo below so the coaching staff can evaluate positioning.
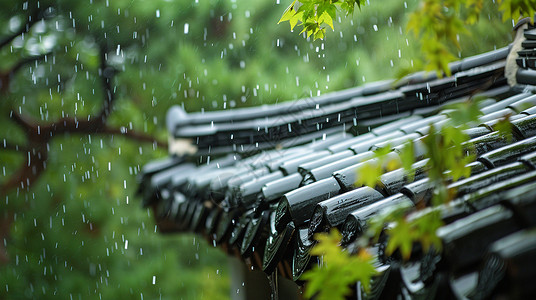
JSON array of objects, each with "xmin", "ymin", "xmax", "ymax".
[
  {"xmin": 302, "ymin": 229, "xmax": 376, "ymax": 300},
  {"xmin": 278, "ymin": 0, "xmax": 366, "ymax": 40},
  {"xmin": 303, "ymin": 97, "xmax": 488, "ymax": 296},
  {"xmin": 402, "ymin": 0, "xmax": 534, "ymax": 76},
  {"xmin": 279, "ymin": 0, "xmax": 535, "ymax": 75},
  {"xmin": 370, "ymin": 99, "xmax": 482, "ymax": 260},
  {"xmin": 355, "ymin": 144, "xmax": 402, "ymax": 188}
]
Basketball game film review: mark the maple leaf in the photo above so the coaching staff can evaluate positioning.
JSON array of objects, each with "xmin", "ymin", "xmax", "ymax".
[{"xmin": 385, "ymin": 219, "xmax": 414, "ymax": 260}]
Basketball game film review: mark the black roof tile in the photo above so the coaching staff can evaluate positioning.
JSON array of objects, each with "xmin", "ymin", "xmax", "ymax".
[
  {"xmin": 370, "ymin": 132, "xmax": 421, "ymax": 151},
  {"xmin": 478, "ymin": 136, "xmax": 536, "ymax": 167},
  {"xmin": 370, "ymin": 115, "xmax": 423, "ymax": 136},
  {"xmin": 327, "ymin": 132, "xmax": 377, "ymax": 153},
  {"xmin": 511, "ymin": 114, "xmax": 536, "ymax": 138},
  {"xmin": 138, "ymin": 41, "xmax": 536, "ymax": 298},
  {"xmin": 521, "ymin": 105, "xmax": 536, "ymax": 115},
  {"xmin": 227, "ymin": 171, "xmax": 284, "ymax": 209},
  {"xmin": 240, "ymin": 208, "xmax": 271, "ymax": 257},
  {"xmin": 447, "ymin": 162, "xmax": 530, "ymax": 197},
  {"xmin": 522, "ymin": 39, "xmax": 536, "ymax": 48},
  {"xmin": 296, "ymin": 150, "xmax": 354, "ymax": 177},
  {"xmin": 341, "ymin": 193, "xmax": 414, "ymax": 245},
  {"xmin": 262, "ymin": 215, "xmax": 295, "ymax": 274},
  {"xmin": 463, "ymin": 126, "xmax": 492, "ymax": 139},
  {"xmin": 334, "ymin": 152, "xmax": 401, "ymax": 191},
  {"xmin": 469, "ymin": 131, "xmax": 520, "ymax": 155},
  {"xmin": 278, "ymin": 150, "xmax": 331, "ymax": 175},
  {"xmin": 204, "ymin": 207, "xmax": 222, "ymax": 235},
  {"xmin": 214, "ymin": 209, "xmax": 242, "ymax": 244},
  {"xmin": 292, "ymin": 228, "xmax": 316, "ymax": 280},
  {"xmin": 400, "ymin": 178, "xmax": 434, "ymax": 205},
  {"xmin": 228, "ymin": 211, "xmax": 252, "ymax": 246},
  {"xmin": 189, "ymin": 202, "xmax": 208, "ymax": 232},
  {"xmin": 306, "ymin": 151, "xmax": 375, "ymax": 183},
  {"xmin": 517, "ymin": 68, "xmax": 536, "ymax": 85},
  {"xmin": 437, "ymin": 205, "xmax": 521, "ymax": 274},
  {"xmin": 350, "ymin": 133, "xmax": 407, "ymax": 153},
  {"xmin": 461, "ymin": 171, "xmax": 536, "ymax": 211},
  {"xmin": 261, "ymin": 173, "xmax": 303, "ymax": 203},
  {"xmin": 309, "ymin": 186, "xmax": 385, "ymax": 237},
  {"xmin": 524, "ymin": 28, "xmax": 536, "ymax": 39},
  {"xmin": 471, "ymin": 229, "xmax": 536, "ymax": 299},
  {"xmin": 519, "ymin": 151, "xmax": 536, "ymax": 169},
  {"xmin": 399, "ymin": 115, "xmax": 448, "ymax": 134},
  {"xmin": 377, "ymin": 159, "xmax": 429, "ymax": 196},
  {"xmin": 275, "ymin": 177, "xmax": 342, "ymax": 231},
  {"xmin": 480, "ymin": 93, "xmax": 531, "ymax": 114}
]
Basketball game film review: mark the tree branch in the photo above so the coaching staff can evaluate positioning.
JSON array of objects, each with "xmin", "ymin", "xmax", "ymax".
[
  {"xmin": 1, "ymin": 53, "xmax": 50, "ymax": 94},
  {"xmin": 1, "ymin": 139, "xmax": 28, "ymax": 152},
  {"xmin": 1, "ymin": 42, "xmax": 168, "ymax": 198},
  {"xmin": 99, "ymin": 127, "xmax": 168, "ymax": 148},
  {"xmin": 10, "ymin": 110, "xmax": 35, "ymax": 132}
]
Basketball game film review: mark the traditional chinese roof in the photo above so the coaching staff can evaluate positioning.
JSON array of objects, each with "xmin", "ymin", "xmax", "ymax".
[{"xmin": 138, "ymin": 24, "xmax": 536, "ymax": 299}]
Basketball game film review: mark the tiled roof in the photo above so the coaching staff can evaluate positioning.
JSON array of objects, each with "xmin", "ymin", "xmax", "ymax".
[
  {"xmin": 517, "ymin": 27, "xmax": 536, "ymax": 85},
  {"xmin": 139, "ymin": 25, "xmax": 536, "ymax": 299}
]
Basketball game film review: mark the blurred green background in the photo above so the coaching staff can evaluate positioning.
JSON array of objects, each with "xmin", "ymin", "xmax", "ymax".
[{"xmin": 0, "ymin": 0, "xmax": 512, "ymax": 298}]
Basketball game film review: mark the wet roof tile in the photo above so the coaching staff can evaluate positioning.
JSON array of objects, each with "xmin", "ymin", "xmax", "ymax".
[{"xmin": 138, "ymin": 30, "xmax": 536, "ymax": 299}]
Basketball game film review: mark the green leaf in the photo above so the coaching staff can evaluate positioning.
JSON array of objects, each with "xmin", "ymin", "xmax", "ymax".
[
  {"xmin": 319, "ymin": 11, "xmax": 334, "ymax": 31},
  {"xmin": 496, "ymin": 115, "xmax": 513, "ymax": 143},
  {"xmin": 278, "ymin": 0, "xmax": 368, "ymax": 40},
  {"xmin": 410, "ymin": 209, "xmax": 443, "ymax": 252},
  {"xmin": 278, "ymin": 0, "xmax": 298, "ymax": 24},
  {"xmin": 304, "ymin": 229, "xmax": 377, "ymax": 300},
  {"xmin": 290, "ymin": 11, "xmax": 304, "ymax": 31},
  {"xmin": 445, "ymin": 99, "xmax": 483, "ymax": 127},
  {"xmin": 400, "ymin": 141, "xmax": 415, "ymax": 181},
  {"xmin": 356, "ymin": 160, "xmax": 382, "ymax": 188},
  {"xmin": 314, "ymin": 28, "xmax": 326, "ymax": 40},
  {"xmin": 385, "ymin": 219, "xmax": 413, "ymax": 260}
]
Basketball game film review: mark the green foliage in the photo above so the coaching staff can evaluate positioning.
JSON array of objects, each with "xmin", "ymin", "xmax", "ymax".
[
  {"xmin": 310, "ymin": 98, "xmax": 488, "ymax": 292},
  {"xmin": 367, "ymin": 205, "xmax": 443, "ymax": 260},
  {"xmin": 302, "ymin": 229, "xmax": 376, "ymax": 300},
  {"xmin": 407, "ymin": 0, "xmax": 466, "ymax": 76},
  {"xmin": 369, "ymin": 99, "xmax": 483, "ymax": 262},
  {"xmin": 400, "ymin": 141, "xmax": 416, "ymax": 181},
  {"xmin": 405, "ymin": 0, "xmax": 535, "ymax": 76},
  {"xmin": 498, "ymin": 0, "xmax": 536, "ymax": 22},
  {"xmin": 465, "ymin": 0, "xmax": 485, "ymax": 24},
  {"xmin": 278, "ymin": 0, "xmax": 366, "ymax": 40},
  {"xmin": 355, "ymin": 144, "xmax": 402, "ymax": 188},
  {"xmin": 496, "ymin": 115, "xmax": 514, "ymax": 143},
  {"xmin": 280, "ymin": 0, "xmax": 533, "ymax": 75}
]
